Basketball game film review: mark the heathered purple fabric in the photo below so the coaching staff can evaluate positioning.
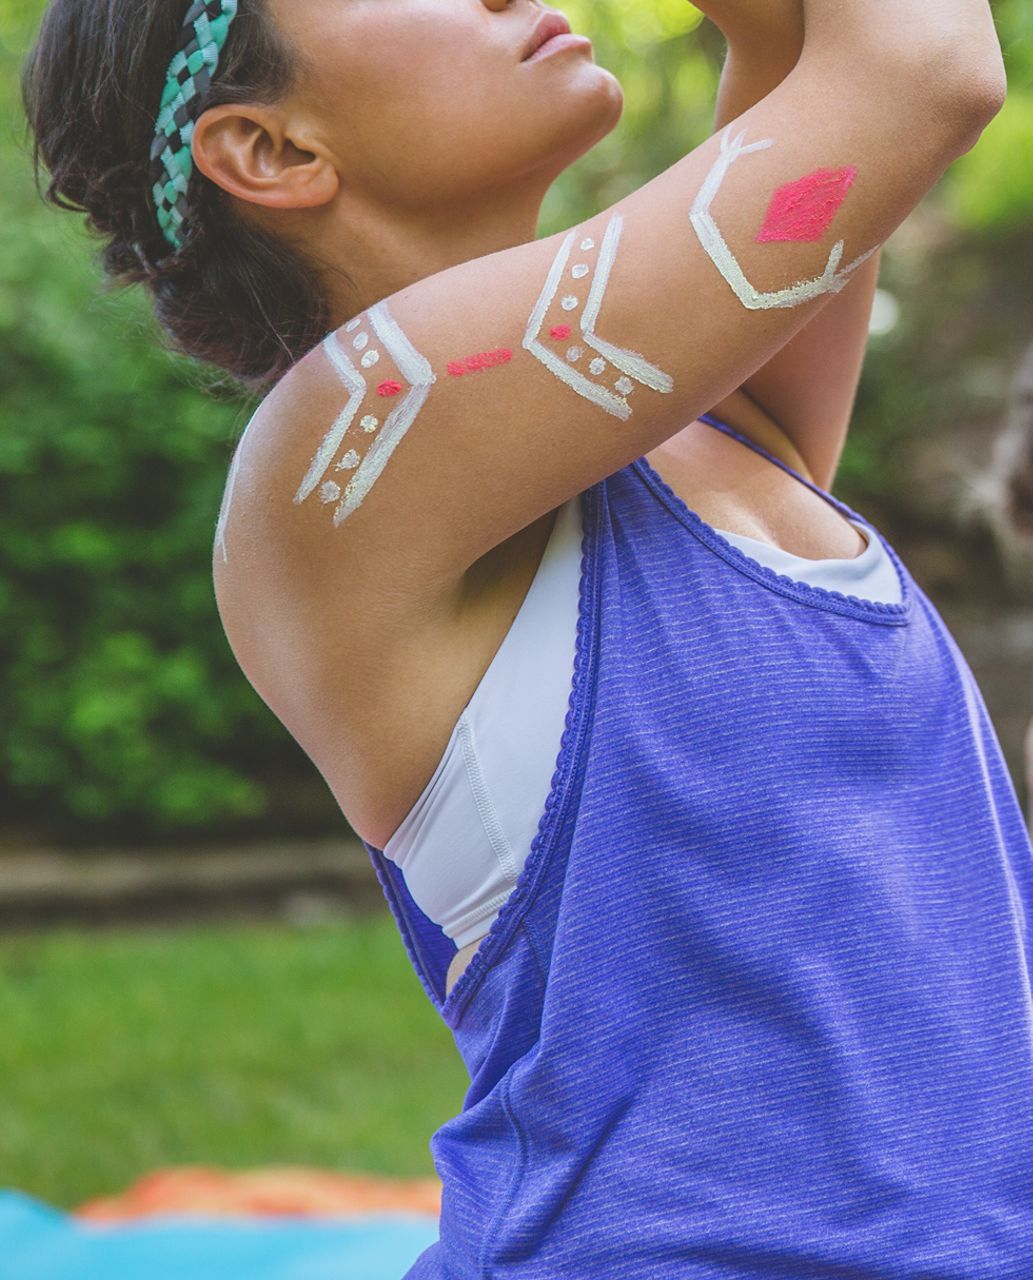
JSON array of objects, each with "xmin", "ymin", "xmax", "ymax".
[{"xmin": 361, "ymin": 413, "xmax": 1033, "ymax": 1277}]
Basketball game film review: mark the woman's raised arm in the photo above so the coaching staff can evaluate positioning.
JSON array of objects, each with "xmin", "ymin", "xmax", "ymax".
[
  {"xmin": 694, "ymin": 0, "xmax": 882, "ymax": 492},
  {"xmin": 219, "ymin": 0, "xmax": 1006, "ymax": 611}
]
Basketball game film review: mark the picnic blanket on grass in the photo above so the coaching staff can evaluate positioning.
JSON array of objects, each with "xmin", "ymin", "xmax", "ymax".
[{"xmin": 1, "ymin": 1166, "xmax": 441, "ymax": 1279}]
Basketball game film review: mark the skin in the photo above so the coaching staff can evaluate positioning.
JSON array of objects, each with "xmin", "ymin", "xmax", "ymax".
[
  {"xmin": 192, "ymin": 0, "xmax": 623, "ymax": 320},
  {"xmin": 201, "ymin": 0, "xmax": 1005, "ymax": 1001}
]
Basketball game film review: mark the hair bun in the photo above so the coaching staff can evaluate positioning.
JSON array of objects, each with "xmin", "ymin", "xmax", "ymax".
[{"xmin": 22, "ymin": 0, "xmax": 331, "ymax": 392}]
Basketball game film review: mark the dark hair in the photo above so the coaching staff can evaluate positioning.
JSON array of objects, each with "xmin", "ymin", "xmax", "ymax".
[{"xmin": 21, "ymin": 0, "xmax": 336, "ymax": 393}]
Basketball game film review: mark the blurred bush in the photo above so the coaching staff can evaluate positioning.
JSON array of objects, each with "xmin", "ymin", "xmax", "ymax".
[{"xmin": 0, "ymin": 0, "xmax": 1030, "ymax": 842}]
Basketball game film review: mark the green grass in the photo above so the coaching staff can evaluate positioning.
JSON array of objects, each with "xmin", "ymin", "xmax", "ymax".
[{"xmin": 0, "ymin": 913, "xmax": 469, "ymax": 1209}]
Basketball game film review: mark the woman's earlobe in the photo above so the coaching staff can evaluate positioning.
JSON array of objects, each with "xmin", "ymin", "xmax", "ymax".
[{"xmin": 191, "ymin": 104, "xmax": 339, "ymax": 212}]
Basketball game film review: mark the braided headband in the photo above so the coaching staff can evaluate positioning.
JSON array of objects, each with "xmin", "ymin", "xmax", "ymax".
[{"xmin": 149, "ymin": 0, "xmax": 239, "ymax": 251}]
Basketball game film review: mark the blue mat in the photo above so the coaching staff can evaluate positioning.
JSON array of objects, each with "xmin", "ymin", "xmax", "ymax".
[{"xmin": 0, "ymin": 1190, "xmax": 438, "ymax": 1279}]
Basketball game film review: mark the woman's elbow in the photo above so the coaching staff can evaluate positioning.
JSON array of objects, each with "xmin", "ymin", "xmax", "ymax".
[{"xmin": 925, "ymin": 29, "xmax": 1009, "ymax": 149}]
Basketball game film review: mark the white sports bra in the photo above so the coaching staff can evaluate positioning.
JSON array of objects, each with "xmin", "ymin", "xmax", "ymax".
[{"xmin": 382, "ymin": 489, "xmax": 903, "ymax": 949}]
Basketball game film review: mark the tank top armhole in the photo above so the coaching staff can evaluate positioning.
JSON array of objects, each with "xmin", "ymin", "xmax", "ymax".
[{"xmin": 439, "ymin": 484, "xmax": 603, "ymax": 1025}]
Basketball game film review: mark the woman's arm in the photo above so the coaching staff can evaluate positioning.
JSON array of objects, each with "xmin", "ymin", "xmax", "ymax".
[
  {"xmin": 698, "ymin": 0, "xmax": 881, "ymax": 490},
  {"xmin": 221, "ymin": 0, "xmax": 1007, "ymax": 621}
]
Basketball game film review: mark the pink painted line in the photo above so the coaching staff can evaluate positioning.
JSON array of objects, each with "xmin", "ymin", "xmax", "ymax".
[{"xmin": 446, "ymin": 349, "xmax": 513, "ymax": 377}]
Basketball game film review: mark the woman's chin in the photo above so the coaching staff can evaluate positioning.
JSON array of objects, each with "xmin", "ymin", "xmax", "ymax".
[
  {"xmin": 559, "ymin": 75, "xmax": 625, "ymax": 162},
  {"xmin": 540, "ymin": 67, "xmax": 624, "ymax": 158},
  {"xmin": 594, "ymin": 70, "xmax": 626, "ymax": 134},
  {"xmin": 585, "ymin": 76, "xmax": 625, "ymax": 153}
]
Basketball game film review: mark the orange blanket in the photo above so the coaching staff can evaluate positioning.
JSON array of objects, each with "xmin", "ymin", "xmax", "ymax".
[{"xmin": 74, "ymin": 1166, "xmax": 442, "ymax": 1222}]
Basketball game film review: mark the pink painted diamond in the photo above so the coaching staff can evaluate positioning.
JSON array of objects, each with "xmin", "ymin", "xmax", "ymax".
[{"xmin": 756, "ymin": 166, "xmax": 858, "ymax": 244}]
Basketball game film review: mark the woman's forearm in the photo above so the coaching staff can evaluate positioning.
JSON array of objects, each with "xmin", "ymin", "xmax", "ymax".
[
  {"xmin": 797, "ymin": 0, "xmax": 1007, "ymax": 119},
  {"xmin": 692, "ymin": 0, "xmax": 1000, "ymax": 492},
  {"xmin": 800, "ymin": 0, "xmax": 1001, "ymax": 70},
  {"xmin": 691, "ymin": 0, "xmax": 803, "ymax": 62},
  {"xmin": 702, "ymin": 0, "xmax": 1005, "ymax": 128},
  {"xmin": 713, "ymin": 36, "xmax": 801, "ymax": 136}
]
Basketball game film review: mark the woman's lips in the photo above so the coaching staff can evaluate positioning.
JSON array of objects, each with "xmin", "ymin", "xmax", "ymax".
[{"xmin": 523, "ymin": 31, "xmax": 593, "ymax": 64}]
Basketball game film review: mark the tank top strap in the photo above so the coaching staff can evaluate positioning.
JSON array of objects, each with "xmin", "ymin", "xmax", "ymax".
[{"xmin": 698, "ymin": 411, "xmax": 868, "ymax": 526}]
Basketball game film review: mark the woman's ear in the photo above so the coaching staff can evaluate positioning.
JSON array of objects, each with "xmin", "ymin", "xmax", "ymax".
[{"xmin": 191, "ymin": 103, "xmax": 339, "ymax": 211}]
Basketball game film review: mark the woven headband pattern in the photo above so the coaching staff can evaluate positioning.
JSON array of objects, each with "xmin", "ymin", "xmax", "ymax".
[{"xmin": 149, "ymin": 0, "xmax": 239, "ymax": 250}]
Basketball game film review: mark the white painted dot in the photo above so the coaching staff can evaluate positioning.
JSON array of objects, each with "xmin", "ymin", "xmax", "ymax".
[
  {"xmin": 344, "ymin": 317, "xmax": 361, "ymax": 332},
  {"xmin": 319, "ymin": 480, "xmax": 341, "ymax": 503},
  {"xmin": 360, "ymin": 415, "xmax": 379, "ymax": 433},
  {"xmin": 352, "ymin": 331, "xmax": 369, "ymax": 351},
  {"xmin": 571, "ymin": 264, "xmax": 590, "ymax": 280},
  {"xmin": 566, "ymin": 346, "xmax": 583, "ymax": 363},
  {"xmin": 579, "ymin": 237, "xmax": 595, "ymax": 251},
  {"xmin": 336, "ymin": 449, "xmax": 360, "ymax": 470},
  {"xmin": 615, "ymin": 376, "xmax": 635, "ymax": 395},
  {"xmin": 589, "ymin": 357, "xmax": 607, "ymax": 376},
  {"xmin": 561, "ymin": 295, "xmax": 579, "ymax": 312},
  {"xmin": 360, "ymin": 349, "xmax": 380, "ymax": 368}
]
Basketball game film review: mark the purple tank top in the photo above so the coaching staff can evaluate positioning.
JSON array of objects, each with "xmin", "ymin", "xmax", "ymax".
[{"xmin": 361, "ymin": 414, "xmax": 1033, "ymax": 1277}]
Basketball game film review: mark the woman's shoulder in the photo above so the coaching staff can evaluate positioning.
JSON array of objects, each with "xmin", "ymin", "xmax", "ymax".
[{"xmin": 208, "ymin": 357, "xmax": 556, "ymax": 845}]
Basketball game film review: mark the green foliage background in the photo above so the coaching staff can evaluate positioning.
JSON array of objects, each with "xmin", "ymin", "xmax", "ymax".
[{"xmin": 1, "ymin": 0, "xmax": 1031, "ymax": 842}]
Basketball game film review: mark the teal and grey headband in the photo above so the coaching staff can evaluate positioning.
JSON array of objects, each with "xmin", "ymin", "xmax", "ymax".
[{"xmin": 149, "ymin": 0, "xmax": 239, "ymax": 251}]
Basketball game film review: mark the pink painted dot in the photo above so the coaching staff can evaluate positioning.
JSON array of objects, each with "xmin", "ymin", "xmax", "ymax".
[
  {"xmin": 377, "ymin": 380, "xmax": 403, "ymax": 397},
  {"xmin": 446, "ymin": 362, "xmax": 466, "ymax": 377},
  {"xmin": 550, "ymin": 324, "xmax": 571, "ymax": 341}
]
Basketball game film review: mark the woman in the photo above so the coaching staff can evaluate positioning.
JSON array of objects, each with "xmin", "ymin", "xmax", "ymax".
[{"xmin": 24, "ymin": 0, "xmax": 1032, "ymax": 1274}]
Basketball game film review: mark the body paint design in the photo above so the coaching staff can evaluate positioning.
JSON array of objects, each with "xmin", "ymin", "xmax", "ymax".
[
  {"xmin": 294, "ymin": 301, "xmax": 436, "ymax": 527},
  {"xmin": 756, "ymin": 166, "xmax": 858, "ymax": 243},
  {"xmin": 689, "ymin": 125, "xmax": 877, "ymax": 311},
  {"xmin": 523, "ymin": 213, "xmax": 674, "ymax": 421}
]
